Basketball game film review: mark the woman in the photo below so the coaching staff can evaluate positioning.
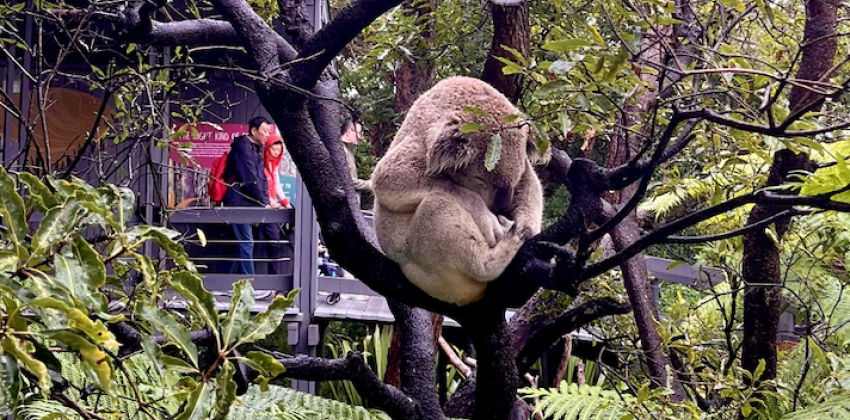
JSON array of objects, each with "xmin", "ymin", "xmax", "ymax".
[
  {"xmin": 264, "ymin": 133, "xmax": 291, "ymax": 209},
  {"xmin": 257, "ymin": 133, "xmax": 290, "ymax": 275}
]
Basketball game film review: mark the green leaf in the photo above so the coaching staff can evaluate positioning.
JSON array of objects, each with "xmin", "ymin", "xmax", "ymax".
[
  {"xmin": 244, "ymin": 351, "xmax": 286, "ymax": 377},
  {"xmin": 213, "ymin": 361, "xmax": 237, "ymax": 420},
  {"xmin": 0, "ymin": 251, "xmax": 19, "ymax": 274},
  {"xmin": 753, "ymin": 358, "xmax": 766, "ymax": 382},
  {"xmin": 161, "ymin": 355, "xmax": 200, "ymax": 374},
  {"xmin": 54, "ymin": 255, "xmax": 101, "ymax": 310},
  {"xmin": 460, "ymin": 123, "xmax": 488, "ymax": 134},
  {"xmin": 71, "ymin": 236, "xmax": 106, "ymax": 290},
  {"xmin": 221, "ymin": 280, "xmax": 256, "ymax": 348},
  {"xmin": 462, "ymin": 105, "xmax": 491, "ymax": 118},
  {"xmin": 171, "ymin": 271, "xmax": 219, "ymax": 331},
  {"xmin": 230, "ymin": 290, "xmax": 297, "ymax": 349},
  {"xmin": 18, "ymin": 172, "xmax": 58, "ymax": 213},
  {"xmin": 1, "ymin": 336, "xmax": 50, "ymax": 391},
  {"xmin": 29, "ymin": 298, "xmax": 119, "ymax": 351},
  {"xmin": 138, "ymin": 304, "xmax": 200, "ymax": 368},
  {"xmin": 106, "ymin": 185, "xmax": 135, "ymax": 229},
  {"xmin": 0, "ymin": 167, "xmax": 28, "ymax": 260},
  {"xmin": 29, "ymin": 200, "xmax": 84, "ymax": 261},
  {"xmin": 47, "ymin": 331, "xmax": 112, "ymax": 394},
  {"xmin": 174, "ymin": 381, "xmax": 211, "ymax": 420},
  {"xmin": 2, "ymin": 296, "xmax": 26, "ymax": 331},
  {"xmin": 485, "ymin": 133, "xmax": 503, "ymax": 172},
  {"xmin": 500, "ymin": 44, "xmax": 529, "ymax": 67},
  {"xmin": 493, "ymin": 56, "xmax": 524, "ymax": 75},
  {"xmin": 542, "ymin": 39, "xmax": 592, "ymax": 54},
  {"xmin": 133, "ymin": 252, "xmax": 157, "ymax": 288}
]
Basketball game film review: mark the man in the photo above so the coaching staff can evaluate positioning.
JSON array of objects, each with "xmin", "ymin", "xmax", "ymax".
[
  {"xmin": 223, "ymin": 116, "xmax": 272, "ymax": 274},
  {"xmin": 340, "ymin": 119, "xmax": 372, "ymax": 205}
]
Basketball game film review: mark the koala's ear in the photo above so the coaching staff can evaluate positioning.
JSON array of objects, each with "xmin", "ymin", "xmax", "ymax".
[
  {"xmin": 426, "ymin": 116, "xmax": 476, "ymax": 175},
  {"xmin": 526, "ymin": 125, "xmax": 552, "ymax": 166}
]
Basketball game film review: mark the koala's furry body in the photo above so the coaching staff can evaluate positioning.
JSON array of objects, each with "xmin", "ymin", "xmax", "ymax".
[{"xmin": 372, "ymin": 76, "xmax": 547, "ymax": 305}]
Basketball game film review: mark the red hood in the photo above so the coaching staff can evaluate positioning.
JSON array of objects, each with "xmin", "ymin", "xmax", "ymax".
[{"xmin": 264, "ymin": 134, "xmax": 284, "ymax": 168}]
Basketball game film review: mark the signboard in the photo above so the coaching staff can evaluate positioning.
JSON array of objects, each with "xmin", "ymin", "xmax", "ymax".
[{"xmin": 169, "ymin": 123, "xmax": 249, "ymax": 168}]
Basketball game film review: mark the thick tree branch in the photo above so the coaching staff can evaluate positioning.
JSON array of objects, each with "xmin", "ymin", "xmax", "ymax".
[
  {"xmin": 278, "ymin": 352, "xmax": 418, "ymax": 419},
  {"xmin": 292, "ymin": 0, "xmax": 406, "ymax": 87},
  {"xmin": 513, "ymin": 297, "xmax": 631, "ymax": 373}
]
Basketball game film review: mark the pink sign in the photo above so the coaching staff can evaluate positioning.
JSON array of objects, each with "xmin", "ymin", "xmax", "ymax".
[{"xmin": 169, "ymin": 123, "xmax": 276, "ymax": 168}]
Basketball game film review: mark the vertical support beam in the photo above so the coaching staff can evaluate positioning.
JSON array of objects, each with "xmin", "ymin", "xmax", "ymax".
[
  {"xmin": 291, "ymin": 172, "xmax": 318, "ymax": 394},
  {"xmin": 19, "ymin": 0, "xmax": 33, "ymax": 171},
  {"xmin": 2, "ymin": 49, "xmax": 18, "ymax": 168}
]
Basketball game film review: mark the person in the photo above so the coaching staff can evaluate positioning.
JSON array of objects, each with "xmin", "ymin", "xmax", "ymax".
[
  {"xmin": 340, "ymin": 119, "xmax": 372, "ymax": 205},
  {"xmin": 223, "ymin": 116, "xmax": 272, "ymax": 275},
  {"xmin": 264, "ymin": 133, "xmax": 292, "ymax": 210},
  {"xmin": 257, "ymin": 133, "xmax": 290, "ymax": 274}
]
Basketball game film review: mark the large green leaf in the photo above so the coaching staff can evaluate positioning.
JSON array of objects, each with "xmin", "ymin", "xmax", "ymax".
[
  {"xmin": 106, "ymin": 185, "xmax": 135, "ymax": 229},
  {"xmin": 17, "ymin": 172, "xmax": 58, "ymax": 213},
  {"xmin": 53, "ymin": 254, "xmax": 105, "ymax": 311},
  {"xmin": 231, "ymin": 290, "xmax": 298, "ymax": 349},
  {"xmin": 0, "ymin": 167, "xmax": 28, "ymax": 260},
  {"xmin": 126, "ymin": 226, "xmax": 194, "ymax": 269},
  {"xmin": 213, "ymin": 360, "xmax": 237, "ymax": 420},
  {"xmin": 221, "ymin": 280, "xmax": 256, "ymax": 348},
  {"xmin": 1, "ymin": 337, "xmax": 50, "ymax": 391},
  {"xmin": 138, "ymin": 304, "xmax": 199, "ymax": 368},
  {"xmin": 71, "ymin": 236, "xmax": 106, "ymax": 290},
  {"xmin": 0, "ymin": 251, "xmax": 18, "ymax": 274},
  {"xmin": 171, "ymin": 271, "xmax": 219, "ymax": 332},
  {"xmin": 29, "ymin": 201, "xmax": 84, "ymax": 260},
  {"xmin": 174, "ymin": 381, "xmax": 211, "ymax": 420},
  {"xmin": 244, "ymin": 352, "xmax": 286, "ymax": 378},
  {"xmin": 46, "ymin": 331, "xmax": 112, "ymax": 394}
]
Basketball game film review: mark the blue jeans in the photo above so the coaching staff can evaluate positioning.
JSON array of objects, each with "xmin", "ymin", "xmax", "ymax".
[{"xmin": 232, "ymin": 224, "xmax": 255, "ymax": 275}]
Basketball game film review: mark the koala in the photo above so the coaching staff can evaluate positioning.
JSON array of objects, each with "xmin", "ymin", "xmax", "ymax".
[{"xmin": 371, "ymin": 76, "xmax": 548, "ymax": 305}]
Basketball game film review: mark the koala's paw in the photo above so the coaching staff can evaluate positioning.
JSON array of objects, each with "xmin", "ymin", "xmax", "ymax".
[{"xmin": 482, "ymin": 213, "xmax": 512, "ymax": 247}]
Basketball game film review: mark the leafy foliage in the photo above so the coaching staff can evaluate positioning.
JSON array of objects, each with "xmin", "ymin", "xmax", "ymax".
[{"xmin": 0, "ymin": 168, "xmax": 296, "ymax": 420}]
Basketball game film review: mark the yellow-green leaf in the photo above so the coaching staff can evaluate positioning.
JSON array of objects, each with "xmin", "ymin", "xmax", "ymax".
[
  {"xmin": 1, "ymin": 336, "xmax": 50, "ymax": 391},
  {"xmin": 213, "ymin": 361, "xmax": 237, "ymax": 420},
  {"xmin": 0, "ymin": 167, "xmax": 28, "ymax": 260}
]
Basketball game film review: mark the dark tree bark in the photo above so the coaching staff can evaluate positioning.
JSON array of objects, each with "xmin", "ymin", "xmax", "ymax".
[
  {"xmin": 384, "ymin": 0, "xmax": 438, "ymax": 389},
  {"xmin": 741, "ymin": 0, "xmax": 839, "ymax": 382},
  {"xmin": 480, "ymin": 0, "xmax": 530, "ymax": 102}
]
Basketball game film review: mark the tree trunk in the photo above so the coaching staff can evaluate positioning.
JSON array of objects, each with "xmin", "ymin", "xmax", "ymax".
[
  {"xmin": 740, "ymin": 0, "xmax": 839, "ymax": 382},
  {"xmin": 604, "ymin": 22, "xmax": 687, "ymax": 401},
  {"xmin": 384, "ymin": 0, "xmax": 438, "ymax": 389},
  {"xmin": 480, "ymin": 0, "xmax": 530, "ymax": 102}
]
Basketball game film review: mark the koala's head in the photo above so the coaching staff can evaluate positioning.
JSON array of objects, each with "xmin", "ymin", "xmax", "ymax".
[{"xmin": 424, "ymin": 111, "xmax": 547, "ymax": 215}]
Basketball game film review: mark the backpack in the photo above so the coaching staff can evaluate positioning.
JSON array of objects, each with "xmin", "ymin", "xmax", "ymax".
[{"xmin": 208, "ymin": 151, "xmax": 230, "ymax": 205}]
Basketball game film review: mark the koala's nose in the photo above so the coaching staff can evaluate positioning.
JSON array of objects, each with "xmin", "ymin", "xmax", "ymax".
[{"xmin": 494, "ymin": 187, "xmax": 513, "ymax": 214}]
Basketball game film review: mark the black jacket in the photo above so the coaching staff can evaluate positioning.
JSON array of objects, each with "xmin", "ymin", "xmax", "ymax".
[{"xmin": 222, "ymin": 135, "xmax": 269, "ymax": 207}]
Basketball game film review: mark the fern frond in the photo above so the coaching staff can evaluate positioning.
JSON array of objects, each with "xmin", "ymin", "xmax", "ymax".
[
  {"xmin": 235, "ymin": 385, "xmax": 391, "ymax": 420},
  {"xmin": 519, "ymin": 382, "xmax": 631, "ymax": 420},
  {"xmin": 780, "ymin": 392, "xmax": 850, "ymax": 420}
]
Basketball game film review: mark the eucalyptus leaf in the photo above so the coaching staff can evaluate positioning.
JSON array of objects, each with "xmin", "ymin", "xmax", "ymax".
[{"xmin": 484, "ymin": 133, "xmax": 503, "ymax": 172}]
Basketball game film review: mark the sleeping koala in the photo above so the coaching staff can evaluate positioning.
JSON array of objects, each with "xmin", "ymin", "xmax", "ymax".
[{"xmin": 371, "ymin": 76, "xmax": 548, "ymax": 305}]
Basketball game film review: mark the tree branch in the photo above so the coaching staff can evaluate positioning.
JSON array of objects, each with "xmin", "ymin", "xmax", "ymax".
[
  {"xmin": 292, "ymin": 0, "xmax": 406, "ymax": 87},
  {"xmin": 278, "ymin": 352, "xmax": 418, "ymax": 419}
]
